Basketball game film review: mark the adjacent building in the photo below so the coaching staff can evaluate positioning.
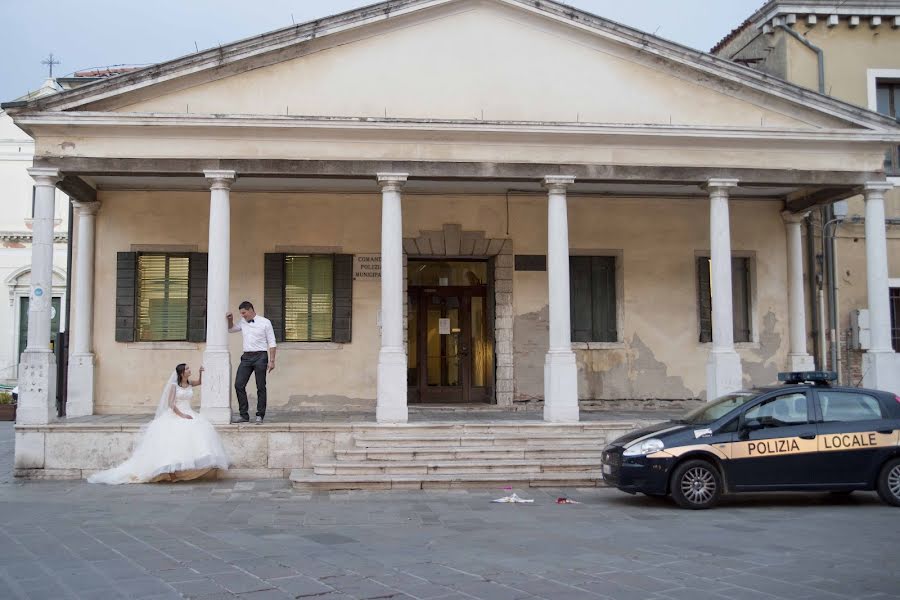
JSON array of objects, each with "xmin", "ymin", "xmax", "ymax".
[{"xmin": 713, "ymin": 0, "xmax": 900, "ymax": 385}]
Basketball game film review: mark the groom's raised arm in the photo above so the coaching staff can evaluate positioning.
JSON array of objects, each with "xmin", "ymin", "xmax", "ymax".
[{"xmin": 227, "ymin": 312, "xmax": 241, "ymax": 333}]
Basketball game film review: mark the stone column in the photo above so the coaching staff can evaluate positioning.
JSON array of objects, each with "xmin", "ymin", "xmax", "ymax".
[
  {"xmin": 861, "ymin": 182, "xmax": 900, "ymax": 394},
  {"xmin": 376, "ymin": 174, "xmax": 409, "ymax": 423},
  {"xmin": 66, "ymin": 200, "xmax": 101, "ymax": 417},
  {"xmin": 201, "ymin": 170, "xmax": 235, "ymax": 424},
  {"xmin": 16, "ymin": 168, "xmax": 60, "ymax": 427},
  {"xmin": 543, "ymin": 175, "xmax": 579, "ymax": 423},
  {"xmin": 705, "ymin": 179, "xmax": 743, "ymax": 400},
  {"xmin": 782, "ymin": 211, "xmax": 815, "ymax": 372}
]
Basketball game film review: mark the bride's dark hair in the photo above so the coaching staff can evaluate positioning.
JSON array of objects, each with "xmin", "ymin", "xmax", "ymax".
[{"xmin": 175, "ymin": 363, "xmax": 187, "ymax": 386}]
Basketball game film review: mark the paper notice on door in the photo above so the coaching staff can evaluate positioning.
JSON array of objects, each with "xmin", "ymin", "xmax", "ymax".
[{"xmin": 439, "ymin": 318, "xmax": 451, "ymax": 335}]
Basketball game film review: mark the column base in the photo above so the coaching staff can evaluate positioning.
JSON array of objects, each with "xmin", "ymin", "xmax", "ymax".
[
  {"xmin": 14, "ymin": 431, "xmax": 45, "ymax": 470},
  {"xmin": 862, "ymin": 350, "xmax": 900, "ymax": 395},
  {"xmin": 201, "ymin": 350, "xmax": 232, "ymax": 425},
  {"xmin": 705, "ymin": 350, "xmax": 742, "ymax": 401},
  {"xmin": 787, "ymin": 353, "xmax": 816, "ymax": 373},
  {"xmin": 16, "ymin": 350, "xmax": 57, "ymax": 425},
  {"xmin": 543, "ymin": 350, "xmax": 579, "ymax": 423},
  {"xmin": 377, "ymin": 347, "xmax": 408, "ymax": 423},
  {"xmin": 66, "ymin": 353, "xmax": 95, "ymax": 418}
]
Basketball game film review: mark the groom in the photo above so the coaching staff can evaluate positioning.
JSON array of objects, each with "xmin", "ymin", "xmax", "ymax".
[{"xmin": 227, "ymin": 301, "xmax": 277, "ymax": 424}]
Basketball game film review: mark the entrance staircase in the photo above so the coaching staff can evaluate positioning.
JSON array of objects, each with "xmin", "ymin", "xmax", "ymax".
[{"xmin": 290, "ymin": 422, "xmax": 638, "ymax": 490}]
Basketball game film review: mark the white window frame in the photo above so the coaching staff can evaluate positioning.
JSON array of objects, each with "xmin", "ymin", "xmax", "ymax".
[{"xmin": 867, "ymin": 68, "xmax": 900, "ymax": 184}]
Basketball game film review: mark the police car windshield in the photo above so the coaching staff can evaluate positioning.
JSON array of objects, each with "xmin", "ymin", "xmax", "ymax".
[{"xmin": 679, "ymin": 392, "xmax": 757, "ymax": 425}]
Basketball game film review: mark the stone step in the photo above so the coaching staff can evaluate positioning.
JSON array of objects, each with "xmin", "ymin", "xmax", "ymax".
[
  {"xmin": 335, "ymin": 446, "xmax": 605, "ymax": 462},
  {"xmin": 353, "ymin": 432, "xmax": 614, "ymax": 448},
  {"xmin": 313, "ymin": 458, "xmax": 602, "ymax": 476},
  {"xmin": 290, "ymin": 469, "xmax": 604, "ymax": 491}
]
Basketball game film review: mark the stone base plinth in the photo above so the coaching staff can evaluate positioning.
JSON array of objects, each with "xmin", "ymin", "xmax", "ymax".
[
  {"xmin": 66, "ymin": 353, "xmax": 96, "ymax": 418},
  {"xmin": 862, "ymin": 351, "xmax": 900, "ymax": 395},
  {"xmin": 705, "ymin": 350, "xmax": 742, "ymax": 401},
  {"xmin": 376, "ymin": 348, "xmax": 408, "ymax": 423},
  {"xmin": 543, "ymin": 350, "xmax": 579, "ymax": 423}
]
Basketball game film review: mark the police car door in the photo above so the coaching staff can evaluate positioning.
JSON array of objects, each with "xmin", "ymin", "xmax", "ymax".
[
  {"xmin": 727, "ymin": 390, "xmax": 820, "ymax": 490},
  {"xmin": 813, "ymin": 389, "xmax": 896, "ymax": 486}
]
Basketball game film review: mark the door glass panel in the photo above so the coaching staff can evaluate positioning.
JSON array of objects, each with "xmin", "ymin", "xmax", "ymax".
[
  {"xmin": 426, "ymin": 295, "xmax": 461, "ymax": 386},
  {"xmin": 407, "ymin": 292, "xmax": 417, "ymax": 386},
  {"xmin": 472, "ymin": 296, "xmax": 492, "ymax": 387}
]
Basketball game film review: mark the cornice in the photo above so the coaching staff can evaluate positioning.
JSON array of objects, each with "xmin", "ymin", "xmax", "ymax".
[{"xmin": 14, "ymin": 111, "xmax": 900, "ymax": 144}]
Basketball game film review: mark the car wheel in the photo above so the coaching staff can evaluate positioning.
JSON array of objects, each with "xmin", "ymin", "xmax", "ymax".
[
  {"xmin": 670, "ymin": 459, "xmax": 722, "ymax": 510},
  {"xmin": 876, "ymin": 458, "xmax": 900, "ymax": 507}
]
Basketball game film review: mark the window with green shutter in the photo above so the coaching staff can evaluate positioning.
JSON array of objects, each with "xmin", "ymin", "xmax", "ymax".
[
  {"xmin": 285, "ymin": 255, "xmax": 334, "ymax": 342},
  {"xmin": 697, "ymin": 256, "xmax": 752, "ymax": 344},
  {"xmin": 136, "ymin": 254, "xmax": 190, "ymax": 341},
  {"xmin": 569, "ymin": 256, "xmax": 617, "ymax": 343}
]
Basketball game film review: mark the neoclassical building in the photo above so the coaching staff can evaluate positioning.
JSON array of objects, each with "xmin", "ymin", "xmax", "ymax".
[{"xmin": 5, "ymin": 0, "xmax": 900, "ymax": 481}]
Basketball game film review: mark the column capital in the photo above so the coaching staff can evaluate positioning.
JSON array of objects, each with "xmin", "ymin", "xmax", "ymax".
[
  {"xmin": 203, "ymin": 170, "xmax": 236, "ymax": 190},
  {"xmin": 27, "ymin": 167, "xmax": 61, "ymax": 186},
  {"xmin": 704, "ymin": 178, "xmax": 740, "ymax": 192},
  {"xmin": 377, "ymin": 173, "xmax": 408, "ymax": 192},
  {"xmin": 781, "ymin": 210, "xmax": 808, "ymax": 225},
  {"xmin": 543, "ymin": 175, "xmax": 576, "ymax": 192},
  {"xmin": 72, "ymin": 200, "xmax": 101, "ymax": 216},
  {"xmin": 864, "ymin": 181, "xmax": 895, "ymax": 196}
]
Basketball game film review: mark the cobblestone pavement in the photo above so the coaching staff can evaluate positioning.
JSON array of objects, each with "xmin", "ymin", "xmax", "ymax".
[{"xmin": 1, "ymin": 423, "xmax": 898, "ymax": 600}]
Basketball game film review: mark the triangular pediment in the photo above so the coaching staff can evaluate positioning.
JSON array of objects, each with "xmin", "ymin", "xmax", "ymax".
[{"xmin": 15, "ymin": 0, "xmax": 898, "ymax": 132}]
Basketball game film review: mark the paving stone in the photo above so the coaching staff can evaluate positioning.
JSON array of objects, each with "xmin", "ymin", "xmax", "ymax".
[{"xmin": 0, "ymin": 423, "xmax": 898, "ymax": 600}]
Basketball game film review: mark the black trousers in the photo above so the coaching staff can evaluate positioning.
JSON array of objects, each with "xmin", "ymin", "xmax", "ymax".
[{"xmin": 235, "ymin": 351, "xmax": 268, "ymax": 418}]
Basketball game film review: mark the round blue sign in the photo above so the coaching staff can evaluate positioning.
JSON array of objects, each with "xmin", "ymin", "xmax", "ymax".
[{"xmin": 34, "ymin": 288, "xmax": 44, "ymax": 297}]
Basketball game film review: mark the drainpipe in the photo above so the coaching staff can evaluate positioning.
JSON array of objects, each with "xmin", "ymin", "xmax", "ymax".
[
  {"xmin": 805, "ymin": 217, "xmax": 820, "ymax": 368},
  {"xmin": 823, "ymin": 208, "xmax": 842, "ymax": 380},
  {"xmin": 777, "ymin": 24, "xmax": 825, "ymax": 94}
]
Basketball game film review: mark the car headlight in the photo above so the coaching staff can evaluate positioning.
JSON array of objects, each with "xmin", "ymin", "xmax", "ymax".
[{"xmin": 623, "ymin": 438, "xmax": 665, "ymax": 457}]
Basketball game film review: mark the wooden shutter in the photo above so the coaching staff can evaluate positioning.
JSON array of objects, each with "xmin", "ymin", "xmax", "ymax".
[
  {"xmin": 732, "ymin": 257, "xmax": 751, "ymax": 343},
  {"xmin": 187, "ymin": 253, "xmax": 208, "ymax": 343},
  {"xmin": 115, "ymin": 252, "xmax": 137, "ymax": 342},
  {"xmin": 697, "ymin": 257, "xmax": 713, "ymax": 343},
  {"xmin": 264, "ymin": 253, "xmax": 286, "ymax": 342},
  {"xmin": 569, "ymin": 256, "xmax": 593, "ymax": 343},
  {"xmin": 332, "ymin": 254, "xmax": 353, "ymax": 343},
  {"xmin": 592, "ymin": 256, "xmax": 617, "ymax": 342}
]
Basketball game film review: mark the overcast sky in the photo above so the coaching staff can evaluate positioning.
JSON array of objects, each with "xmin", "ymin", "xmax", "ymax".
[{"xmin": 0, "ymin": 0, "xmax": 762, "ymax": 102}]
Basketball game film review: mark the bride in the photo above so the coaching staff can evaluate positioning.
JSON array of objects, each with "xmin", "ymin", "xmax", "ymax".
[{"xmin": 89, "ymin": 363, "xmax": 230, "ymax": 484}]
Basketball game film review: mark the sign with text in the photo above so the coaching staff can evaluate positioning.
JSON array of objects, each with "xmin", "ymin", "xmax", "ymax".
[{"xmin": 354, "ymin": 254, "xmax": 381, "ymax": 280}]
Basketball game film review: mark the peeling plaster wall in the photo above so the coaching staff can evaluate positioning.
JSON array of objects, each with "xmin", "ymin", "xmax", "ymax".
[
  {"xmin": 90, "ymin": 190, "xmax": 791, "ymax": 413},
  {"xmin": 510, "ymin": 195, "xmax": 790, "ymax": 401}
]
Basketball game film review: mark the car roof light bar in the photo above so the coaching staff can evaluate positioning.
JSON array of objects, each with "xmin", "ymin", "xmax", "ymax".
[{"xmin": 777, "ymin": 371, "xmax": 838, "ymax": 385}]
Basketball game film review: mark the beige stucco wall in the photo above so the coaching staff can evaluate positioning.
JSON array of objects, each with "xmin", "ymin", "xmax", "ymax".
[{"xmin": 88, "ymin": 190, "xmax": 790, "ymax": 413}]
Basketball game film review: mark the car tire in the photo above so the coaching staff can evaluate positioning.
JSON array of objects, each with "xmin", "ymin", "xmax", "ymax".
[
  {"xmin": 876, "ymin": 458, "xmax": 900, "ymax": 507},
  {"xmin": 670, "ymin": 459, "xmax": 722, "ymax": 510}
]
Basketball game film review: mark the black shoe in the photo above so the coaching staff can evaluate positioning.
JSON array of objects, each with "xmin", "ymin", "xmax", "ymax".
[{"xmin": 232, "ymin": 415, "xmax": 250, "ymax": 423}]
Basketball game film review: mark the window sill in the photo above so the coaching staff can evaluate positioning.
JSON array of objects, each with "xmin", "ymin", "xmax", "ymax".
[
  {"xmin": 572, "ymin": 342, "xmax": 626, "ymax": 350},
  {"xmin": 280, "ymin": 342, "xmax": 344, "ymax": 350},
  {"xmin": 698, "ymin": 342, "xmax": 760, "ymax": 350},
  {"xmin": 126, "ymin": 342, "xmax": 199, "ymax": 350}
]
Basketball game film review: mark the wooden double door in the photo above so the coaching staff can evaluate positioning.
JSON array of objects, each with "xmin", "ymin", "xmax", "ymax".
[{"xmin": 408, "ymin": 285, "xmax": 494, "ymax": 403}]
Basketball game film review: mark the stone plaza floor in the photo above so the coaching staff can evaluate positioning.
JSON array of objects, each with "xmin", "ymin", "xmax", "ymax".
[{"xmin": 1, "ymin": 422, "xmax": 898, "ymax": 600}]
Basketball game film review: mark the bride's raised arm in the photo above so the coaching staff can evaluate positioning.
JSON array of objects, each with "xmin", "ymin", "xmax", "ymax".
[{"xmin": 189, "ymin": 366, "xmax": 204, "ymax": 387}]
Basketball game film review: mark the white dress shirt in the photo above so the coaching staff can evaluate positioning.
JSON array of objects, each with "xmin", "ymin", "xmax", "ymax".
[{"xmin": 229, "ymin": 315, "xmax": 277, "ymax": 352}]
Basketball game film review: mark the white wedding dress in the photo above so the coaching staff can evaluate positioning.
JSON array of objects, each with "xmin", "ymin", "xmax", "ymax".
[{"xmin": 88, "ymin": 379, "xmax": 230, "ymax": 485}]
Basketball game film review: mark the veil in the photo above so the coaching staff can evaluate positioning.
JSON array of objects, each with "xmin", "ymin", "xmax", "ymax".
[{"xmin": 155, "ymin": 371, "xmax": 179, "ymax": 418}]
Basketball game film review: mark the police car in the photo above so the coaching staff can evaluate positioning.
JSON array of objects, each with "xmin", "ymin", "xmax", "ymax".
[{"xmin": 601, "ymin": 372, "xmax": 900, "ymax": 509}]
